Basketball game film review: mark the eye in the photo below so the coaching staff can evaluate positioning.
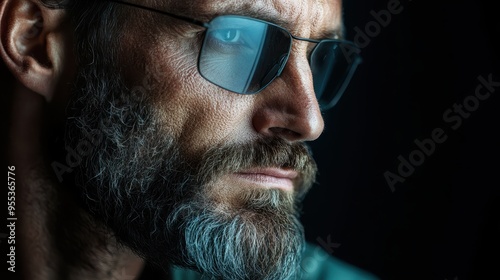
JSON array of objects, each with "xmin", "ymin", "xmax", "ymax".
[
  {"xmin": 212, "ymin": 29, "xmax": 242, "ymax": 43},
  {"xmin": 206, "ymin": 28, "xmax": 248, "ymax": 54}
]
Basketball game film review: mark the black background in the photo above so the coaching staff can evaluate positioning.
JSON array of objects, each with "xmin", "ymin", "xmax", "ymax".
[
  {"xmin": 304, "ymin": 0, "xmax": 499, "ymax": 279},
  {"xmin": 1, "ymin": 0, "xmax": 499, "ymax": 279}
]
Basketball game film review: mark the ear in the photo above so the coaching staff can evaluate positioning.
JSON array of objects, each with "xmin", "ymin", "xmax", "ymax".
[{"xmin": 0, "ymin": 0, "xmax": 71, "ymax": 101}]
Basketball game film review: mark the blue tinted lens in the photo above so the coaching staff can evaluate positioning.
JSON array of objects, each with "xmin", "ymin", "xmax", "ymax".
[
  {"xmin": 199, "ymin": 16, "xmax": 291, "ymax": 94},
  {"xmin": 310, "ymin": 41, "xmax": 361, "ymax": 110}
]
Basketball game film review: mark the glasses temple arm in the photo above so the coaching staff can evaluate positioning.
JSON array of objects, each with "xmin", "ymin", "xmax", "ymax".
[{"xmin": 107, "ymin": 0, "xmax": 209, "ymax": 28}]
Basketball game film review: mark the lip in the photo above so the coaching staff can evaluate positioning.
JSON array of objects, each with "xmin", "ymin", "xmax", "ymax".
[{"xmin": 232, "ymin": 168, "xmax": 298, "ymax": 191}]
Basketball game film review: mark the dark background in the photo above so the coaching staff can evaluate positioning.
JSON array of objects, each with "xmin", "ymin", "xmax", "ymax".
[
  {"xmin": 2, "ymin": 0, "xmax": 499, "ymax": 279},
  {"xmin": 304, "ymin": 0, "xmax": 499, "ymax": 280}
]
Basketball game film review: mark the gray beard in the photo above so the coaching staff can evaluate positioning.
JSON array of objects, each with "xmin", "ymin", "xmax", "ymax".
[{"xmin": 65, "ymin": 54, "xmax": 316, "ymax": 280}]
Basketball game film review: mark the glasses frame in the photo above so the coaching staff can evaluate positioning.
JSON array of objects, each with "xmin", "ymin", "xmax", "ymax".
[{"xmin": 107, "ymin": 0, "xmax": 362, "ymax": 110}]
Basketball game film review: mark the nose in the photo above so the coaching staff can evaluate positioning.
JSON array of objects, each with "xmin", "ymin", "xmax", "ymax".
[{"xmin": 252, "ymin": 53, "xmax": 325, "ymax": 142}]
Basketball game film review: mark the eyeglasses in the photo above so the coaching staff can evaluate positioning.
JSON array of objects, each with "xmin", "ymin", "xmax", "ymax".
[{"xmin": 108, "ymin": 0, "xmax": 362, "ymax": 110}]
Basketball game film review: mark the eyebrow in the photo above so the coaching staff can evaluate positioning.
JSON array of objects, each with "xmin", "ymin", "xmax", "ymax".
[
  {"xmin": 122, "ymin": 0, "xmax": 343, "ymax": 41},
  {"xmin": 246, "ymin": 11, "xmax": 344, "ymax": 40},
  {"xmin": 188, "ymin": 8, "xmax": 344, "ymax": 41}
]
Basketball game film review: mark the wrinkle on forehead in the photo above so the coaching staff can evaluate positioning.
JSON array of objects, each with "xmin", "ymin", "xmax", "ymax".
[{"xmin": 149, "ymin": 0, "xmax": 342, "ymax": 38}]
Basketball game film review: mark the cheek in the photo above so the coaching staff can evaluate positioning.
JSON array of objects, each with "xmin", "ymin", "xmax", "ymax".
[
  {"xmin": 148, "ymin": 50, "xmax": 256, "ymax": 156},
  {"xmin": 118, "ymin": 26, "xmax": 257, "ymax": 155},
  {"xmin": 176, "ymin": 94, "xmax": 251, "ymax": 155}
]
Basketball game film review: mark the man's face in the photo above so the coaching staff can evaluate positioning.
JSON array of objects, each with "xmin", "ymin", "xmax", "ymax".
[
  {"xmin": 118, "ymin": 0, "xmax": 342, "ymax": 151},
  {"xmin": 66, "ymin": 0, "xmax": 341, "ymax": 278}
]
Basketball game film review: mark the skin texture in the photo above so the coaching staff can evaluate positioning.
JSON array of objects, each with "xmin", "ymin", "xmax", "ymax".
[
  {"xmin": 118, "ymin": 0, "xmax": 344, "ymax": 153},
  {"xmin": 1, "ymin": 0, "xmax": 343, "ymax": 279}
]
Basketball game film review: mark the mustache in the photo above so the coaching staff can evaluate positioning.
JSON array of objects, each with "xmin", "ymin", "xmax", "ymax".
[{"xmin": 192, "ymin": 138, "xmax": 317, "ymax": 198}]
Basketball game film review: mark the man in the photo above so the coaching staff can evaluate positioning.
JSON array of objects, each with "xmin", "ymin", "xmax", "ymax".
[{"xmin": 1, "ymin": 0, "xmax": 376, "ymax": 279}]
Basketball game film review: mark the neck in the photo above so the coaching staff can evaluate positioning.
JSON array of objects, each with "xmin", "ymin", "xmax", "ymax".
[{"xmin": 9, "ymin": 85, "xmax": 144, "ymax": 280}]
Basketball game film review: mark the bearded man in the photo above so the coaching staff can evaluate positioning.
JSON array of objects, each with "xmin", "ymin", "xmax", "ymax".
[{"xmin": 1, "ymin": 0, "xmax": 377, "ymax": 279}]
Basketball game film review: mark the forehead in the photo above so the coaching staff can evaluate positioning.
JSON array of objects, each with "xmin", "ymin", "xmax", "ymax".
[{"xmin": 151, "ymin": 0, "xmax": 343, "ymax": 37}]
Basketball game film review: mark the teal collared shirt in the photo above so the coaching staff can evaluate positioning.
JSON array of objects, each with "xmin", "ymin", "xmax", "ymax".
[{"xmin": 169, "ymin": 243, "xmax": 379, "ymax": 279}]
